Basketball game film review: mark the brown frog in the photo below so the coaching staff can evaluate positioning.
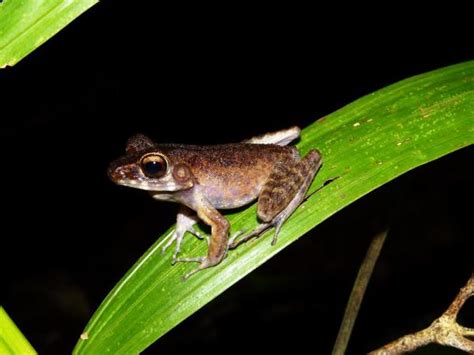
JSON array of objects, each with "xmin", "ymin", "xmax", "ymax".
[{"xmin": 108, "ymin": 127, "xmax": 322, "ymax": 278}]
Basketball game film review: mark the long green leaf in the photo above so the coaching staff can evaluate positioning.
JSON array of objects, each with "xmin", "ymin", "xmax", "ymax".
[
  {"xmin": 0, "ymin": 307, "xmax": 37, "ymax": 355},
  {"xmin": 74, "ymin": 61, "xmax": 474, "ymax": 354},
  {"xmin": 0, "ymin": 0, "xmax": 98, "ymax": 68}
]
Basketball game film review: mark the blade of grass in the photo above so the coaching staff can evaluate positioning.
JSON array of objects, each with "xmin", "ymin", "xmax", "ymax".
[
  {"xmin": 74, "ymin": 61, "xmax": 474, "ymax": 354},
  {"xmin": 0, "ymin": 0, "xmax": 98, "ymax": 68},
  {"xmin": 0, "ymin": 307, "xmax": 37, "ymax": 355}
]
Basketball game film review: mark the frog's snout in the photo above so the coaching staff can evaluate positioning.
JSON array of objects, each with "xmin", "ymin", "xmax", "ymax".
[
  {"xmin": 107, "ymin": 159, "xmax": 145, "ymax": 188},
  {"xmin": 107, "ymin": 163, "xmax": 122, "ymax": 183},
  {"xmin": 107, "ymin": 161, "xmax": 132, "ymax": 183}
]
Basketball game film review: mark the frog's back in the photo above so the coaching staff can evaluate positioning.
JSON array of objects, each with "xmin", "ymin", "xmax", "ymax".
[
  {"xmin": 157, "ymin": 143, "xmax": 296, "ymax": 168},
  {"xmin": 158, "ymin": 143, "xmax": 298, "ymax": 209}
]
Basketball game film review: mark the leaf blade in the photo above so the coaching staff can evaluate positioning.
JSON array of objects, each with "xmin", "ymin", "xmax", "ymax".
[
  {"xmin": 0, "ymin": 0, "xmax": 98, "ymax": 67},
  {"xmin": 0, "ymin": 307, "xmax": 37, "ymax": 355},
  {"xmin": 74, "ymin": 61, "xmax": 474, "ymax": 354}
]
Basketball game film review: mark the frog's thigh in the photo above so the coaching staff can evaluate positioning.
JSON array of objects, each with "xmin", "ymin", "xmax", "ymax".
[
  {"xmin": 257, "ymin": 149, "xmax": 322, "ymax": 222},
  {"xmin": 244, "ymin": 126, "xmax": 300, "ymax": 146}
]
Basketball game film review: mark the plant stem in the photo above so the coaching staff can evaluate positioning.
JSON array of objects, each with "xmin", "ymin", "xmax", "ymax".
[{"xmin": 332, "ymin": 229, "xmax": 389, "ymax": 355}]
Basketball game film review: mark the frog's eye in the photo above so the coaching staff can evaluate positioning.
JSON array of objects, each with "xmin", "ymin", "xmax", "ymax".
[{"xmin": 140, "ymin": 154, "xmax": 168, "ymax": 178}]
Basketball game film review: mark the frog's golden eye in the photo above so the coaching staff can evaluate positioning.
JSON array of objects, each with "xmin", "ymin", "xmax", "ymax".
[{"xmin": 140, "ymin": 154, "xmax": 168, "ymax": 178}]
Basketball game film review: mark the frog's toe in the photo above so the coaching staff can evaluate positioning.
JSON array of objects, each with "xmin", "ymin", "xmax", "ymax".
[
  {"xmin": 270, "ymin": 215, "xmax": 286, "ymax": 245},
  {"xmin": 175, "ymin": 256, "xmax": 205, "ymax": 264},
  {"xmin": 189, "ymin": 226, "xmax": 207, "ymax": 240},
  {"xmin": 162, "ymin": 227, "xmax": 209, "ymax": 260},
  {"xmin": 171, "ymin": 252, "xmax": 179, "ymax": 265},
  {"xmin": 181, "ymin": 256, "xmax": 221, "ymax": 280},
  {"xmin": 175, "ymin": 256, "xmax": 206, "ymax": 279},
  {"xmin": 229, "ymin": 223, "xmax": 272, "ymax": 249},
  {"xmin": 161, "ymin": 231, "xmax": 179, "ymax": 255},
  {"xmin": 227, "ymin": 229, "xmax": 246, "ymax": 248}
]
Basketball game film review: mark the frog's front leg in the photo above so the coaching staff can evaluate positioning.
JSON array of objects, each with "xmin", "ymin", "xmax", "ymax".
[
  {"xmin": 229, "ymin": 149, "xmax": 322, "ymax": 249},
  {"xmin": 175, "ymin": 195, "xmax": 230, "ymax": 279},
  {"xmin": 162, "ymin": 206, "xmax": 207, "ymax": 263}
]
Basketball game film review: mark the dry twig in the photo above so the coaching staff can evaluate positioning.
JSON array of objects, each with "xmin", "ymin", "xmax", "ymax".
[{"xmin": 369, "ymin": 273, "xmax": 474, "ymax": 354}]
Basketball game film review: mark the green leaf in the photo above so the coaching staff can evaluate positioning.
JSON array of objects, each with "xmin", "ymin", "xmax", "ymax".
[
  {"xmin": 73, "ymin": 61, "xmax": 474, "ymax": 354},
  {"xmin": 0, "ymin": 0, "xmax": 98, "ymax": 68},
  {"xmin": 0, "ymin": 307, "xmax": 37, "ymax": 355}
]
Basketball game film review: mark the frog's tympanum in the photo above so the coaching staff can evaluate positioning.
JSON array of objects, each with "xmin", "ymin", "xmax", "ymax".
[{"xmin": 108, "ymin": 127, "xmax": 322, "ymax": 278}]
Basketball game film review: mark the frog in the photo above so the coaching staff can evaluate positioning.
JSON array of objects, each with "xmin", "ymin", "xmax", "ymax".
[{"xmin": 108, "ymin": 126, "xmax": 322, "ymax": 279}]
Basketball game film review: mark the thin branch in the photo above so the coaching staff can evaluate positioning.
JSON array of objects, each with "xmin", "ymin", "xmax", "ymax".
[
  {"xmin": 369, "ymin": 273, "xmax": 474, "ymax": 354},
  {"xmin": 332, "ymin": 229, "xmax": 389, "ymax": 355}
]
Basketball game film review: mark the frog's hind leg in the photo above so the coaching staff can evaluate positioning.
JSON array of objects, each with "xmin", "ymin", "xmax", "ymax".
[{"xmin": 229, "ymin": 149, "xmax": 322, "ymax": 249}]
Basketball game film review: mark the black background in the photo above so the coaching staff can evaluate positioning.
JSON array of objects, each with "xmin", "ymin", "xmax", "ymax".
[{"xmin": 1, "ymin": 3, "xmax": 472, "ymax": 354}]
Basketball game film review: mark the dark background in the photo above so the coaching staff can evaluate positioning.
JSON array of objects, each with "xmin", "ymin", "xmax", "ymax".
[{"xmin": 1, "ymin": 3, "xmax": 472, "ymax": 354}]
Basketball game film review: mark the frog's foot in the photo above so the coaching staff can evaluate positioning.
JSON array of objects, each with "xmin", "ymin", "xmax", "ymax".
[
  {"xmin": 175, "ymin": 232, "xmax": 242, "ymax": 280},
  {"xmin": 162, "ymin": 207, "xmax": 209, "ymax": 263},
  {"xmin": 162, "ymin": 225, "xmax": 208, "ymax": 264},
  {"xmin": 227, "ymin": 230, "xmax": 246, "ymax": 250},
  {"xmin": 230, "ymin": 201, "xmax": 309, "ymax": 249},
  {"xmin": 175, "ymin": 256, "xmax": 218, "ymax": 280},
  {"xmin": 229, "ymin": 192, "xmax": 309, "ymax": 250},
  {"xmin": 228, "ymin": 221, "xmax": 275, "ymax": 249}
]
